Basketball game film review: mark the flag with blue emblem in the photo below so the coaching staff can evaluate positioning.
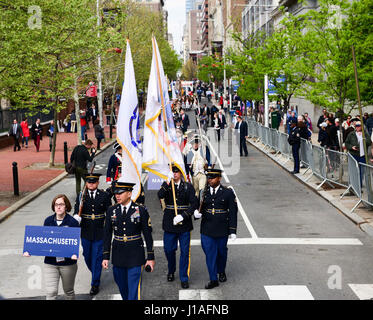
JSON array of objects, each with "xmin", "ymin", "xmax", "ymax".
[
  {"xmin": 116, "ymin": 39, "xmax": 142, "ymax": 201},
  {"xmin": 142, "ymin": 37, "xmax": 186, "ymax": 180}
]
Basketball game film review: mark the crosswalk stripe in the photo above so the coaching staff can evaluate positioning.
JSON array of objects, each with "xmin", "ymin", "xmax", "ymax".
[
  {"xmin": 264, "ymin": 285, "xmax": 315, "ymax": 300},
  {"xmin": 179, "ymin": 289, "xmax": 223, "ymax": 300},
  {"xmin": 152, "ymin": 237, "xmax": 362, "ymax": 248},
  {"xmin": 348, "ymin": 284, "xmax": 373, "ymax": 300}
]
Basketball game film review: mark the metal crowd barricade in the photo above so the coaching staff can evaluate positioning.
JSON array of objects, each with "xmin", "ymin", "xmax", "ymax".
[
  {"xmin": 341, "ymin": 153, "xmax": 363, "ymax": 212},
  {"xmin": 324, "ymin": 149, "xmax": 349, "ymax": 188},
  {"xmin": 300, "ymin": 138, "xmax": 312, "ymax": 174},
  {"xmin": 307, "ymin": 145, "xmax": 329, "ymax": 189},
  {"xmin": 360, "ymin": 162, "xmax": 373, "ymax": 210}
]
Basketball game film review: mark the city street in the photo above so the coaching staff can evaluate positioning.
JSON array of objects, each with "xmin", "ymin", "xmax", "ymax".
[{"xmin": 1, "ymin": 102, "xmax": 373, "ymax": 301}]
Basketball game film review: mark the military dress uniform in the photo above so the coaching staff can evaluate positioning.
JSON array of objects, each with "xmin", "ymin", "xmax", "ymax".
[
  {"xmin": 73, "ymin": 173, "xmax": 112, "ymax": 294},
  {"xmin": 103, "ymin": 182, "xmax": 154, "ymax": 300},
  {"xmin": 198, "ymin": 169, "xmax": 237, "ymax": 289},
  {"xmin": 157, "ymin": 166, "xmax": 198, "ymax": 288}
]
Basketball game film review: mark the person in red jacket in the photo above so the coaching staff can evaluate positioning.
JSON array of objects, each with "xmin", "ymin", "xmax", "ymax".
[{"xmin": 20, "ymin": 117, "xmax": 30, "ymax": 148}]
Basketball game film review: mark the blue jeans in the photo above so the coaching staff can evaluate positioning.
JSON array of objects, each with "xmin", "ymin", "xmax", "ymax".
[{"xmin": 81, "ymin": 125, "xmax": 86, "ymax": 141}]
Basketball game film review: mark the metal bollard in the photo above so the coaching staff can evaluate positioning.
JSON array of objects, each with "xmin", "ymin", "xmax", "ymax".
[
  {"xmin": 110, "ymin": 124, "xmax": 113, "ymax": 139},
  {"xmin": 64, "ymin": 142, "xmax": 68, "ymax": 164},
  {"xmin": 12, "ymin": 162, "xmax": 19, "ymax": 196}
]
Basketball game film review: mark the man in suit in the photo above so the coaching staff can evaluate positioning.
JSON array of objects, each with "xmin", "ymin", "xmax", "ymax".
[
  {"xmin": 217, "ymin": 110, "xmax": 227, "ymax": 140},
  {"xmin": 235, "ymin": 116, "xmax": 248, "ymax": 157},
  {"xmin": 8, "ymin": 119, "xmax": 22, "ymax": 152}
]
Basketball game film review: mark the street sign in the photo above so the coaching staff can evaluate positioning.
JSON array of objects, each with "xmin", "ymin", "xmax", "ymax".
[{"xmin": 23, "ymin": 225, "xmax": 80, "ymax": 258}]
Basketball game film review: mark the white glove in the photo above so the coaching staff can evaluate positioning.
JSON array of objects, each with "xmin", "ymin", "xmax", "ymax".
[
  {"xmin": 194, "ymin": 209, "xmax": 202, "ymax": 219},
  {"xmin": 229, "ymin": 234, "xmax": 237, "ymax": 241},
  {"xmin": 167, "ymin": 171, "xmax": 174, "ymax": 184},
  {"xmin": 173, "ymin": 215, "xmax": 184, "ymax": 225},
  {"xmin": 73, "ymin": 214, "xmax": 82, "ymax": 224}
]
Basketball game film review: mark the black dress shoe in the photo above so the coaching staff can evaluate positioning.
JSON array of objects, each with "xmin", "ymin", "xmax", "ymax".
[
  {"xmin": 218, "ymin": 273, "xmax": 227, "ymax": 282},
  {"xmin": 167, "ymin": 273, "xmax": 175, "ymax": 282},
  {"xmin": 89, "ymin": 286, "xmax": 99, "ymax": 295},
  {"xmin": 181, "ymin": 281, "xmax": 189, "ymax": 289},
  {"xmin": 205, "ymin": 280, "xmax": 219, "ymax": 289}
]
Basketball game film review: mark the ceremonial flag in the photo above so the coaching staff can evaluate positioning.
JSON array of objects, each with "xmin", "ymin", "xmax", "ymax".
[
  {"xmin": 116, "ymin": 40, "xmax": 142, "ymax": 201},
  {"xmin": 142, "ymin": 37, "xmax": 186, "ymax": 180}
]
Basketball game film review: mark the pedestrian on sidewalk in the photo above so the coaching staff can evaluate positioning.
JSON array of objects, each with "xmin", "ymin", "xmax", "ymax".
[
  {"xmin": 31, "ymin": 118, "xmax": 43, "ymax": 152},
  {"xmin": 345, "ymin": 121, "xmax": 372, "ymax": 186},
  {"xmin": 8, "ymin": 119, "xmax": 22, "ymax": 152},
  {"xmin": 94, "ymin": 119, "xmax": 105, "ymax": 150},
  {"xmin": 20, "ymin": 117, "xmax": 30, "ymax": 148},
  {"xmin": 70, "ymin": 139, "xmax": 96, "ymax": 195},
  {"xmin": 80, "ymin": 111, "xmax": 87, "ymax": 142},
  {"xmin": 73, "ymin": 173, "xmax": 112, "ymax": 296},
  {"xmin": 43, "ymin": 194, "xmax": 79, "ymax": 300},
  {"xmin": 47, "ymin": 120, "xmax": 55, "ymax": 152},
  {"xmin": 288, "ymin": 120, "xmax": 301, "ymax": 174},
  {"xmin": 70, "ymin": 110, "xmax": 77, "ymax": 133}
]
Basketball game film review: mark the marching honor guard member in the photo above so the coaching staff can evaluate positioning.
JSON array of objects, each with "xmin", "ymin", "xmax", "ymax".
[
  {"xmin": 102, "ymin": 181, "xmax": 155, "ymax": 300},
  {"xmin": 106, "ymin": 142, "xmax": 122, "ymax": 185},
  {"xmin": 194, "ymin": 168, "xmax": 237, "ymax": 289},
  {"xmin": 73, "ymin": 173, "xmax": 112, "ymax": 296},
  {"xmin": 157, "ymin": 164, "xmax": 198, "ymax": 289}
]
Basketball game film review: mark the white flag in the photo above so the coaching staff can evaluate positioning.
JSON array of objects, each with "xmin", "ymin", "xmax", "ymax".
[
  {"xmin": 142, "ymin": 37, "xmax": 186, "ymax": 180},
  {"xmin": 116, "ymin": 40, "xmax": 142, "ymax": 201}
]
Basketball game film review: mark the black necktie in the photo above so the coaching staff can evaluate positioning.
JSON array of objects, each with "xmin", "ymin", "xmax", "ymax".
[
  {"xmin": 122, "ymin": 206, "xmax": 126, "ymax": 215},
  {"xmin": 212, "ymin": 188, "xmax": 216, "ymax": 196},
  {"xmin": 90, "ymin": 191, "xmax": 94, "ymax": 199}
]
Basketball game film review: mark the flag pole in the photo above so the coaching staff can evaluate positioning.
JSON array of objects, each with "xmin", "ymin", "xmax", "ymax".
[{"xmin": 152, "ymin": 36, "xmax": 178, "ymax": 218}]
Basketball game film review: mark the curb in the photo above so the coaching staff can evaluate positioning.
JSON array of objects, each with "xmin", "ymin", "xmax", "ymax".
[
  {"xmin": 0, "ymin": 139, "xmax": 116, "ymax": 224},
  {"xmin": 245, "ymin": 137, "xmax": 373, "ymax": 238}
]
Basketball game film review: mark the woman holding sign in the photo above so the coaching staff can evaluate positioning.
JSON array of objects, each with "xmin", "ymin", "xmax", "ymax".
[{"xmin": 43, "ymin": 194, "xmax": 80, "ymax": 300}]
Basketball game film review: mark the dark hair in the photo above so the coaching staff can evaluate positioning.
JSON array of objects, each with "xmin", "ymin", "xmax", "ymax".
[
  {"xmin": 51, "ymin": 194, "xmax": 72, "ymax": 212},
  {"xmin": 94, "ymin": 119, "xmax": 99, "ymax": 125},
  {"xmin": 85, "ymin": 139, "xmax": 93, "ymax": 146}
]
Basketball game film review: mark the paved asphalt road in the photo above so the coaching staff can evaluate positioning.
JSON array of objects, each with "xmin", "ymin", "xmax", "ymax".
[{"xmin": 1, "ymin": 98, "xmax": 373, "ymax": 301}]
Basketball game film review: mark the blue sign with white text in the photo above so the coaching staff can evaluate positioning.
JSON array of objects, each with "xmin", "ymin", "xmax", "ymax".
[
  {"xmin": 23, "ymin": 226, "xmax": 81, "ymax": 258},
  {"xmin": 147, "ymin": 172, "xmax": 165, "ymax": 190}
]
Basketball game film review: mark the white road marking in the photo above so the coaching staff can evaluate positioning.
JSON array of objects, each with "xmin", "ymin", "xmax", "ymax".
[
  {"xmin": 348, "ymin": 284, "xmax": 373, "ymax": 300},
  {"xmin": 152, "ymin": 237, "xmax": 362, "ymax": 248},
  {"xmin": 265, "ymin": 285, "xmax": 315, "ymax": 300},
  {"xmin": 179, "ymin": 288, "xmax": 223, "ymax": 300},
  {"xmin": 92, "ymin": 294, "xmax": 122, "ymax": 300}
]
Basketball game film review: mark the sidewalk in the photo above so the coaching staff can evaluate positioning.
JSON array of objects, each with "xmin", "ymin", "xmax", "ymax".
[
  {"xmin": 0, "ymin": 125, "xmax": 116, "ymax": 216},
  {"xmin": 246, "ymin": 134, "xmax": 373, "ymax": 238}
]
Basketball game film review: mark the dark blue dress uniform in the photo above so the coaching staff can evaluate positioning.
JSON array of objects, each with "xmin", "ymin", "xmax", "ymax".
[
  {"xmin": 288, "ymin": 122, "xmax": 301, "ymax": 173},
  {"xmin": 106, "ymin": 143, "xmax": 122, "ymax": 183},
  {"xmin": 73, "ymin": 173, "xmax": 112, "ymax": 294},
  {"xmin": 103, "ymin": 182, "xmax": 154, "ymax": 300},
  {"xmin": 199, "ymin": 169, "xmax": 237, "ymax": 288},
  {"xmin": 157, "ymin": 169, "xmax": 198, "ymax": 288}
]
